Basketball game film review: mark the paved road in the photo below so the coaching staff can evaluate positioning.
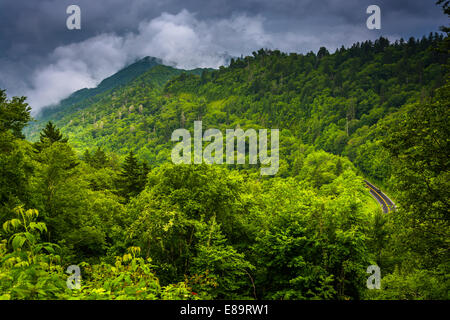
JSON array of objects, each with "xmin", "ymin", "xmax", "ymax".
[{"xmin": 364, "ymin": 180, "xmax": 396, "ymax": 213}]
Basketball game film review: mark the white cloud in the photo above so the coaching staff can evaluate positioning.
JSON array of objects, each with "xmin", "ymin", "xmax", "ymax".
[
  {"xmin": 26, "ymin": 33, "xmax": 129, "ymax": 112},
  {"xmin": 22, "ymin": 9, "xmax": 394, "ymax": 113}
]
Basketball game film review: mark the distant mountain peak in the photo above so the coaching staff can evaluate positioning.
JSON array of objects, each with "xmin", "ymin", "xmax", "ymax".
[{"xmin": 37, "ymin": 56, "xmax": 164, "ymax": 118}]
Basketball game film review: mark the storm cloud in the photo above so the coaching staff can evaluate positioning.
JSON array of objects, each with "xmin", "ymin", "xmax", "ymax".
[{"xmin": 0, "ymin": 0, "xmax": 447, "ymax": 113}]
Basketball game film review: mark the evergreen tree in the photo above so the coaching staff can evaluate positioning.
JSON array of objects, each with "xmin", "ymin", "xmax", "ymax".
[
  {"xmin": 84, "ymin": 147, "xmax": 109, "ymax": 169},
  {"xmin": 116, "ymin": 151, "xmax": 146, "ymax": 201},
  {"xmin": 317, "ymin": 46, "xmax": 330, "ymax": 59},
  {"xmin": 83, "ymin": 149, "xmax": 92, "ymax": 164},
  {"xmin": 34, "ymin": 121, "xmax": 68, "ymax": 151},
  {"xmin": 93, "ymin": 147, "xmax": 108, "ymax": 169},
  {"xmin": 40, "ymin": 121, "xmax": 68, "ymax": 143},
  {"xmin": 139, "ymin": 160, "xmax": 150, "ymax": 191}
]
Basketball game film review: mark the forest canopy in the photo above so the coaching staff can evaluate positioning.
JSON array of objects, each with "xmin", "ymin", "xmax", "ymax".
[{"xmin": 0, "ymin": 3, "xmax": 449, "ymax": 299}]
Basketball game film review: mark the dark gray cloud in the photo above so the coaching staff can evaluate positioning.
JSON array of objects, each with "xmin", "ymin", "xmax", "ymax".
[{"xmin": 0, "ymin": 0, "xmax": 447, "ymax": 112}]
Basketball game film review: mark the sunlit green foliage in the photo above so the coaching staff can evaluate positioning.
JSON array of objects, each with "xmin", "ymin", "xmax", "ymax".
[{"xmin": 0, "ymin": 23, "xmax": 448, "ymax": 300}]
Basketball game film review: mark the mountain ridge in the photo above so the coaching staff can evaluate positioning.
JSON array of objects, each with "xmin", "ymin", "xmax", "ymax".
[
  {"xmin": 26, "ymin": 35, "xmax": 447, "ymax": 177},
  {"xmin": 37, "ymin": 56, "xmax": 164, "ymax": 119},
  {"xmin": 27, "ymin": 58, "xmax": 210, "ymax": 142}
]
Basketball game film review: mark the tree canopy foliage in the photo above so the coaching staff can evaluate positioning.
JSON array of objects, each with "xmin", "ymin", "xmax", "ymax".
[{"xmin": 1, "ymin": 5, "xmax": 449, "ymax": 299}]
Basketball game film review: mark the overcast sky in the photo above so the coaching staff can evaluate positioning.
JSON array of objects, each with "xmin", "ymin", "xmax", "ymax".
[{"xmin": 0, "ymin": 0, "xmax": 447, "ymax": 112}]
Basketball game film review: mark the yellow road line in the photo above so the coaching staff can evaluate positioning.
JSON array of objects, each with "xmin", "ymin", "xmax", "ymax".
[{"xmin": 366, "ymin": 184, "xmax": 390, "ymax": 212}]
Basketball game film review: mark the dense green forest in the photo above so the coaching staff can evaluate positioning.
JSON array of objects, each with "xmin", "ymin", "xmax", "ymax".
[{"xmin": 1, "ymin": 4, "xmax": 449, "ymax": 299}]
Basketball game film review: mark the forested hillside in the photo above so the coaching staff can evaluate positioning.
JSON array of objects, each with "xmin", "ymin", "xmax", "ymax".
[
  {"xmin": 37, "ymin": 56, "xmax": 164, "ymax": 120},
  {"xmin": 30, "ymin": 34, "xmax": 446, "ymax": 184},
  {"xmin": 0, "ymin": 21, "xmax": 448, "ymax": 300}
]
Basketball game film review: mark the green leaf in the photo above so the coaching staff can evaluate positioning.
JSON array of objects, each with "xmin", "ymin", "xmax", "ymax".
[{"xmin": 11, "ymin": 235, "xmax": 26, "ymax": 251}]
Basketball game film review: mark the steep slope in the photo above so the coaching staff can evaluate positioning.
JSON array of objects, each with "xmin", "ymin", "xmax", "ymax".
[
  {"xmin": 26, "ymin": 35, "xmax": 447, "ymax": 182},
  {"xmin": 38, "ymin": 56, "xmax": 163, "ymax": 120},
  {"xmin": 26, "ymin": 61, "xmax": 207, "ymax": 146},
  {"xmin": 162, "ymin": 35, "xmax": 447, "ymax": 181},
  {"xmin": 6, "ymin": 31, "xmax": 448, "ymax": 301}
]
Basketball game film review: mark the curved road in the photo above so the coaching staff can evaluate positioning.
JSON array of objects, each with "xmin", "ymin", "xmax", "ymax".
[{"xmin": 364, "ymin": 180, "xmax": 396, "ymax": 213}]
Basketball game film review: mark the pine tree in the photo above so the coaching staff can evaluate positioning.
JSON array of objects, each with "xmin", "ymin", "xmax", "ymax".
[
  {"xmin": 139, "ymin": 160, "xmax": 150, "ymax": 191},
  {"xmin": 34, "ymin": 121, "xmax": 68, "ymax": 151},
  {"xmin": 83, "ymin": 147, "xmax": 108, "ymax": 169},
  {"xmin": 40, "ymin": 121, "xmax": 68, "ymax": 143},
  {"xmin": 336, "ymin": 158, "xmax": 343, "ymax": 175},
  {"xmin": 92, "ymin": 147, "xmax": 108, "ymax": 169},
  {"xmin": 116, "ymin": 151, "xmax": 146, "ymax": 201},
  {"xmin": 83, "ymin": 149, "xmax": 91, "ymax": 164}
]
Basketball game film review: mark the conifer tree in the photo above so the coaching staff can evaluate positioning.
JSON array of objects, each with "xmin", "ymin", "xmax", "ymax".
[
  {"xmin": 93, "ymin": 147, "xmax": 108, "ymax": 169},
  {"xmin": 34, "ymin": 121, "xmax": 68, "ymax": 151},
  {"xmin": 83, "ymin": 147, "xmax": 109, "ymax": 169},
  {"xmin": 139, "ymin": 160, "xmax": 150, "ymax": 191},
  {"xmin": 40, "ymin": 121, "xmax": 68, "ymax": 144},
  {"xmin": 83, "ymin": 149, "xmax": 91, "ymax": 164},
  {"xmin": 116, "ymin": 151, "xmax": 147, "ymax": 201}
]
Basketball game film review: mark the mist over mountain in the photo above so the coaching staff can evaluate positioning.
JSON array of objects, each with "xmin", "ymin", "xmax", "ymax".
[
  {"xmin": 1, "ymin": 2, "xmax": 446, "ymax": 114},
  {"xmin": 36, "ymin": 57, "xmax": 162, "ymax": 116},
  {"xmin": 0, "ymin": 0, "xmax": 448, "ymax": 303},
  {"xmin": 28, "ymin": 34, "xmax": 447, "ymax": 172},
  {"xmin": 31, "ymin": 56, "xmax": 209, "ymax": 126}
]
